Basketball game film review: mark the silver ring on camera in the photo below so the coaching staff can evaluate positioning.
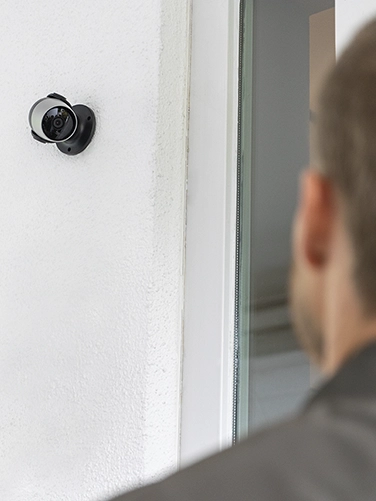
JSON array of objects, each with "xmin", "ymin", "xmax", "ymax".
[{"xmin": 28, "ymin": 97, "xmax": 78, "ymax": 143}]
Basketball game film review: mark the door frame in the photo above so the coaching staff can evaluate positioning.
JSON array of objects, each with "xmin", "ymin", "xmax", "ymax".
[{"xmin": 180, "ymin": 0, "xmax": 241, "ymax": 467}]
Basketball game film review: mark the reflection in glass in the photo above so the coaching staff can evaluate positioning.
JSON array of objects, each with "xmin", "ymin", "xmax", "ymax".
[{"xmin": 235, "ymin": 0, "xmax": 335, "ymax": 441}]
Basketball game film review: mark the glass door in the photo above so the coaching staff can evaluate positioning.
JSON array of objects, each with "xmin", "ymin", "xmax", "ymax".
[{"xmin": 235, "ymin": 0, "xmax": 335, "ymax": 440}]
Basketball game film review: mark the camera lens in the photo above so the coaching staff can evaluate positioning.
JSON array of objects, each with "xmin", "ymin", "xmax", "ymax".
[
  {"xmin": 53, "ymin": 117, "xmax": 64, "ymax": 129},
  {"xmin": 42, "ymin": 107, "xmax": 76, "ymax": 141}
]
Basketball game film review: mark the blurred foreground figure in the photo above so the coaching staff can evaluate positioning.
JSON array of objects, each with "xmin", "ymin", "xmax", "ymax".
[{"xmin": 109, "ymin": 19, "xmax": 376, "ymax": 501}]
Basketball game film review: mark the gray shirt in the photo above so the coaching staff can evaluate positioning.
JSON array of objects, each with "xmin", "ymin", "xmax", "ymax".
[{"xmin": 109, "ymin": 343, "xmax": 376, "ymax": 500}]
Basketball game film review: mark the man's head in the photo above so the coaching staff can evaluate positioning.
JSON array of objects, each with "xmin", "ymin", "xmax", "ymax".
[{"xmin": 291, "ymin": 19, "xmax": 376, "ymax": 374}]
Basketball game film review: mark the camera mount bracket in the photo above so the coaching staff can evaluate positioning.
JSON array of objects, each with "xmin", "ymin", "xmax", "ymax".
[{"xmin": 56, "ymin": 104, "xmax": 96, "ymax": 156}]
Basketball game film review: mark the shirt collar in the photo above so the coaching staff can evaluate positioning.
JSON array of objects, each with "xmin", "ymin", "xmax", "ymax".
[{"xmin": 304, "ymin": 341, "xmax": 376, "ymax": 409}]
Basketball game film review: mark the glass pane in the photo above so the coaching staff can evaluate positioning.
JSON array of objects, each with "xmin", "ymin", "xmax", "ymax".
[{"xmin": 235, "ymin": 0, "xmax": 335, "ymax": 441}]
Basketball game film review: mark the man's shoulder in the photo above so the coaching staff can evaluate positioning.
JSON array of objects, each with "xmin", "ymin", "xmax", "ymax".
[
  {"xmin": 110, "ymin": 344, "xmax": 376, "ymax": 501},
  {"xmin": 111, "ymin": 396, "xmax": 376, "ymax": 501}
]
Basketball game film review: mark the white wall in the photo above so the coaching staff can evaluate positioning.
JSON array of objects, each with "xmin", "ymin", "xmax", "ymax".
[
  {"xmin": 0, "ymin": 1, "xmax": 190, "ymax": 500},
  {"xmin": 336, "ymin": 0, "xmax": 376, "ymax": 55}
]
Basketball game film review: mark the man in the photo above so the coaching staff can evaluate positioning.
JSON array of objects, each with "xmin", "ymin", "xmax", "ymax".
[{"xmin": 110, "ymin": 19, "xmax": 376, "ymax": 500}]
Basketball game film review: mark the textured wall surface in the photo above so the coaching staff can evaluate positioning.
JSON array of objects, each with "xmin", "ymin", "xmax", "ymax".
[{"xmin": 0, "ymin": 1, "xmax": 190, "ymax": 500}]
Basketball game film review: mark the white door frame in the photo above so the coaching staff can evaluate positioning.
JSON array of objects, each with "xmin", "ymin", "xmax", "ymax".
[
  {"xmin": 180, "ymin": 0, "xmax": 376, "ymax": 472},
  {"xmin": 180, "ymin": 0, "xmax": 241, "ymax": 467}
]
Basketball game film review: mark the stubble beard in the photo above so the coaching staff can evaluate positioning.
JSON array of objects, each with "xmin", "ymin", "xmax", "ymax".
[{"xmin": 289, "ymin": 261, "xmax": 324, "ymax": 366}]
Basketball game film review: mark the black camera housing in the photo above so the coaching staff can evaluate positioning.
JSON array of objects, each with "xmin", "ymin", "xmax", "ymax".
[{"xmin": 29, "ymin": 93, "xmax": 96, "ymax": 156}]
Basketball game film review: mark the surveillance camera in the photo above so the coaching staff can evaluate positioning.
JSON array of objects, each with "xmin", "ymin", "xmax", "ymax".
[
  {"xmin": 29, "ymin": 95, "xmax": 77, "ymax": 143},
  {"xmin": 29, "ymin": 93, "xmax": 96, "ymax": 155}
]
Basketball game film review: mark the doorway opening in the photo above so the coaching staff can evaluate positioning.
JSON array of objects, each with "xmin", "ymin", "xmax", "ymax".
[{"xmin": 235, "ymin": 0, "xmax": 335, "ymax": 441}]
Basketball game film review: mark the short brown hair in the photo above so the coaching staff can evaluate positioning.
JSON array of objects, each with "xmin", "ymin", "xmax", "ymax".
[{"xmin": 317, "ymin": 19, "xmax": 376, "ymax": 315}]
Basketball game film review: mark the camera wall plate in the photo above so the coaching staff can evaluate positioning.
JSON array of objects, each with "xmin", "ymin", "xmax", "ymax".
[{"xmin": 56, "ymin": 105, "xmax": 96, "ymax": 156}]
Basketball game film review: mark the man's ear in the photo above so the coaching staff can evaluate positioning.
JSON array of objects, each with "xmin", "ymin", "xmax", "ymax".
[{"xmin": 295, "ymin": 169, "xmax": 334, "ymax": 269}]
